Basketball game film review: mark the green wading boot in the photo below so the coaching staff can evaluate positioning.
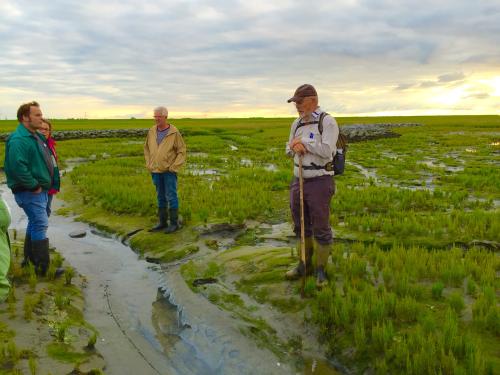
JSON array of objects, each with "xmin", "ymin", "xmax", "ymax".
[
  {"xmin": 316, "ymin": 242, "xmax": 332, "ymax": 288},
  {"xmin": 285, "ymin": 237, "xmax": 314, "ymax": 280},
  {"xmin": 149, "ymin": 208, "xmax": 168, "ymax": 232},
  {"xmin": 164, "ymin": 208, "xmax": 180, "ymax": 234}
]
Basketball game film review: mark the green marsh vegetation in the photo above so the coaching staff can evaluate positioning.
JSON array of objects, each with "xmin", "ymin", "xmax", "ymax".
[
  {"xmin": 0, "ymin": 238, "xmax": 103, "ymax": 373},
  {"xmin": 2, "ymin": 115, "xmax": 498, "ymax": 373}
]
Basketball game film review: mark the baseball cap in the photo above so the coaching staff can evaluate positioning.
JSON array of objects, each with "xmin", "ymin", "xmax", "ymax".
[{"xmin": 287, "ymin": 84, "xmax": 317, "ymax": 103}]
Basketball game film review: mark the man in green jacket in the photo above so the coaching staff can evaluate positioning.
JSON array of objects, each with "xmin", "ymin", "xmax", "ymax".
[{"xmin": 4, "ymin": 101, "xmax": 55, "ymax": 275}]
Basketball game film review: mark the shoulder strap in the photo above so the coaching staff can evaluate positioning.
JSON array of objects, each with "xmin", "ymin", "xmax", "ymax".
[
  {"xmin": 293, "ymin": 119, "xmax": 320, "ymax": 136},
  {"xmin": 318, "ymin": 112, "xmax": 328, "ymax": 134},
  {"xmin": 319, "ymin": 112, "xmax": 348, "ymax": 150}
]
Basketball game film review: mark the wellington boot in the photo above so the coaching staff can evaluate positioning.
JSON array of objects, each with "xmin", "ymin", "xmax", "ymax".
[
  {"xmin": 32, "ymin": 238, "xmax": 50, "ymax": 276},
  {"xmin": 316, "ymin": 266, "xmax": 328, "ymax": 288},
  {"xmin": 315, "ymin": 243, "xmax": 332, "ymax": 288},
  {"xmin": 54, "ymin": 268, "xmax": 65, "ymax": 278},
  {"xmin": 164, "ymin": 208, "xmax": 180, "ymax": 234},
  {"xmin": 285, "ymin": 237, "xmax": 314, "ymax": 280},
  {"xmin": 149, "ymin": 208, "xmax": 168, "ymax": 232},
  {"xmin": 21, "ymin": 234, "xmax": 33, "ymax": 268}
]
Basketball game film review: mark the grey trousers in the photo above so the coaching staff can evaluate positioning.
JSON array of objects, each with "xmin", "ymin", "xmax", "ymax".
[{"xmin": 290, "ymin": 174, "xmax": 335, "ymax": 245}]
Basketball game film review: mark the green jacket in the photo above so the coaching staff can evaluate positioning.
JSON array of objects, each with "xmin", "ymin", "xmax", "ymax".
[
  {"xmin": 4, "ymin": 124, "xmax": 53, "ymax": 192},
  {"xmin": 0, "ymin": 198, "xmax": 11, "ymax": 302}
]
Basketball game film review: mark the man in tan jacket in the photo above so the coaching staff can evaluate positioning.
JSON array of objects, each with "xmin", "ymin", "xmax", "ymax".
[{"xmin": 144, "ymin": 106, "xmax": 186, "ymax": 233}]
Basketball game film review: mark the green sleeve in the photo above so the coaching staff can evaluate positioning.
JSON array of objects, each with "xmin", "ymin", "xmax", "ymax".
[{"xmin": 6, "ymin": 139, "xmax": 38, "ymax": 189}]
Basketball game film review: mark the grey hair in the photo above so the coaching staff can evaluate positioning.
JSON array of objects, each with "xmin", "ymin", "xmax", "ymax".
[{"xmin": 154, "ymin": 106, "xmax": 168, "ymax": 116}]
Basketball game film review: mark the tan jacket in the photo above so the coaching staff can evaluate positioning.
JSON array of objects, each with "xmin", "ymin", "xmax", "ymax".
[{"xmin": 144, "ymin": 124, "xmax": 186, "ymax": 173}]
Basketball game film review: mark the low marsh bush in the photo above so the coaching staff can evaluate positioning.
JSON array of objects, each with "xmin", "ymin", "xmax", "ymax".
[
  {"xmin": 448, "ymin": 291, "xmax": 465, "ymax": 315},
  {"xmin": 87, "ymin": 332, "xmax": 97, "ymax": 350},
  {"xmin": 431, "ymin": 281, "xmax": 444, "ymax": 300},
  {"xmin": 65, "ymin": 267, "xmax": 75, "ymax": 285}
]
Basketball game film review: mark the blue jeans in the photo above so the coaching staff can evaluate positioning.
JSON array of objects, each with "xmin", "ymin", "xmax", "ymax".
[
  {"xmin": 47, "ymin": 194, "xmax": 54, "ymax": 217},
  {"xmin": 151, "ymin": 172, "xmax": 179, "ymax": 209},
  {"xmin": 14, "ymin": 191, "xmax": 49, "ymax": 241}
]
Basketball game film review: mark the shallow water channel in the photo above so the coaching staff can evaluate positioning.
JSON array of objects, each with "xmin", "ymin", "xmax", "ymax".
[{"xmin": 3, "ymin": 186, "xmax": 334, "ymax": 374}]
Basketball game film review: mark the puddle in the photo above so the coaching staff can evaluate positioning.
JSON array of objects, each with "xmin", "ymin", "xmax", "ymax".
[
  {"xmin": 258, "ymin": 222, "xmax": 294, "ymax": 241},
  {"xmin": 419, "ymin": 159, "xmax": 464, "ymax": 173},
  {"xmin": 264, "ymin": 164, "xmax": 278, "ymax": 172},
  {"xmin": 303, "ymin": 357, "xmax": 342, "ymax": 374},
  {"xmin": 62, "ymin": 157, "xmax": 91, "ymax": 173},
  {"xmin": 381, "ymin": 151, "xmax": 399, "ymax": 160},
  {"xmin": 347, "ymin": 161, "xmax": 379, "ymax": 184},
  {"xmin": 125, "ymin": 140, "xmax": 144, "ymax": 145},
  {"xmin": 188, "ymin": 169, "xmax": 218, "ymax": 176},
  {"xmin": 189, "ymin": 152, "xmax": 208, "ymax": 158},
  {"xmin": 445, "ymin": 166, "xmax": 464, "ymax": 172},
  {"xmin": 240, "ymin": 159, "xmax": 253, "ymax": 167}
]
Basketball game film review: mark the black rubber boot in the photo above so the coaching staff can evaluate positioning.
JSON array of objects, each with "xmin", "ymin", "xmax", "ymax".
[
  {"xmin": 285, "ymin": 237, "xmax": 314, "ymax": 280},
  {"xmin": 164, "ymin": 208, "xmax": 180, "ymax": 234},
  {"xmin": 54, "ymin": 267, "xmax": 65, "ymax": 278},
  {"xmin": 32, "ymin": 238, "xmax": 50, "ymax": 276},
  {"xmin": 21, "ymin": 234, "xmax": 33, "ymax": 268},
  {"xmin": 149, "ymin": 208, "xmax": 168, "ymax": 232}
]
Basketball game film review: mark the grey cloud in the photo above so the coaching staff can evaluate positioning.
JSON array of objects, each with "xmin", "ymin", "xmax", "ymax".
[
  {"xmin": 394, "ymin": 83, "xmax": 415, "ymax": 91},
  {"xmin": 419, "ymin": 81, "xmax": 439, "ymax": 88},
  {"xmin": 438, "ymin": 72, "xmax": 465, "ymax": 82},
  {"xmin": 465, "ymin": 93, "xmax": 490, "ymax": 100}
]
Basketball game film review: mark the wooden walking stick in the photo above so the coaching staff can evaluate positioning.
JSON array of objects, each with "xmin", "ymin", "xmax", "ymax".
[{"xmin": 299, "ymin": 155, "xmax": 306, "ymax": 298}]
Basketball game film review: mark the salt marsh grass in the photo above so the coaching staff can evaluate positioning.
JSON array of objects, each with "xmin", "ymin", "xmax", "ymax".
[{"xmin": 3, "ymin": 115, "xmax": 497, "ymax": 373}]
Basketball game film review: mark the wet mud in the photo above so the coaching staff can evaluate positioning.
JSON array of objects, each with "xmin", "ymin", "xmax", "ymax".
[{"xmin": 3, "ymin": 188, "xmax": 317, "ymax": 374}]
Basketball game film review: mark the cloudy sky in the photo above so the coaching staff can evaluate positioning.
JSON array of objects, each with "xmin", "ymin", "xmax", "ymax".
[{"xmin": 1, "ymin": 0, "xmax": 499, "ymax": 119}]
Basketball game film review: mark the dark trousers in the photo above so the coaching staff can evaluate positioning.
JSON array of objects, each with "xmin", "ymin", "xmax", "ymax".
[{"xmin": 290, "ymin": 175, "xmax": 335, "ymax": 245}]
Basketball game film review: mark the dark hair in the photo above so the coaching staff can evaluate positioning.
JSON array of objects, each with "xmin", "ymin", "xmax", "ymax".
[
  {"xmin": 17, "ymin": 101, "xmax": 39, "ymax": 122},
  {"xmin": 42, "ymin": 118, "xmax": 52, "ymax": 132}
]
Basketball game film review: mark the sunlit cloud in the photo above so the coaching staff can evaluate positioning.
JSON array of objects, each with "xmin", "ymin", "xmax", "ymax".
[{"xmin": 0, "ymin": 0, "xmax": 499, "ymax": 118}]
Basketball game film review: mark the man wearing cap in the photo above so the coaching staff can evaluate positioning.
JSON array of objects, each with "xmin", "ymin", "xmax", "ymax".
[
  {"xmin": 144, "ymin": 106, "xmax": 186, "ymax": 233},
  {"xmin": 285, "ymin": 84, "xmax": 339, "ymax": 287}
]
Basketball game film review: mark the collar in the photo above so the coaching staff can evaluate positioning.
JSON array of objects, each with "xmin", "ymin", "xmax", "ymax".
[
  {"xmin": 299, "ymin": 107, "xmax": 322, "ymax": 123},
  {"xmin": 154, "ymin": 124, "xmax": 178, "ymax": 135},
  {"xmin": 16, "ymin": 123, "xmax": 36, "ymax": 137},
  {"xmin": 311, "ymin": 107, "xmax": 322, "ymax": 119}
]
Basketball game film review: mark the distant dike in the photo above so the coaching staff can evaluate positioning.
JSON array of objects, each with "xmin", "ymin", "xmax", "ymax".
[{"xmin": 0, "ymin": 123, "xmax": 421, "ymax": 142}]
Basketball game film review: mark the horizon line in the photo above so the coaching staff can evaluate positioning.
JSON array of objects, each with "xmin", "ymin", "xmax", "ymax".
[{"xmin": 0, "ymin": 114, "xmax": 499, "ymax": 121}]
